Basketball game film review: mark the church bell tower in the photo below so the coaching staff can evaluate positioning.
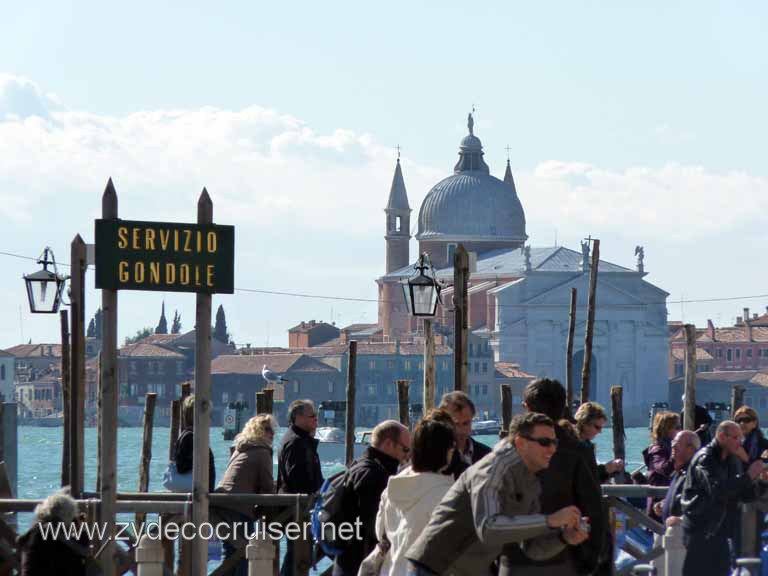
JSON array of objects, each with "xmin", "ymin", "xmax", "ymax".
[{"xmin": 385, "ymin": 155, "xmax": 411, "ymax": 273}]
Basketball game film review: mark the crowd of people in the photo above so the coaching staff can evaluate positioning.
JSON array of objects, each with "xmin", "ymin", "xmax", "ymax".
[{"xmin": 16, "ymin": 381, "xmax": 768, "ymax": 576}]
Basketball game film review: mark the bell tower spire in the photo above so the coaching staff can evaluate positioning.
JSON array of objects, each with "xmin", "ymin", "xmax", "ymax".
[{"xmin": 385, "ymin": 149, "xmax": 411, "ymax": 273}]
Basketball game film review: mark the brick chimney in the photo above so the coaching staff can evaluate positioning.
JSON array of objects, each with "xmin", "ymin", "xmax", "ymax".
[
  {"xmin": 707, "ymin": 319, "xmax": 716, "ymax": 340},
  {"xmin": 744, "ymin": 308, "xmax": 750, "ymax": 323},
  {"xmin": 746, "ymin": 318, "xmax": 754, "ymax": 342},
  {"xmin": 737, "ymin": 316, "xmax": 743, "ymax": 325}
]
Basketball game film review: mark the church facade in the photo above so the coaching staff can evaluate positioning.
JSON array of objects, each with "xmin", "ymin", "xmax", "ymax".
[{"xmin": 376, "ymin": 114, "xmax": 669, "ymax": 425}]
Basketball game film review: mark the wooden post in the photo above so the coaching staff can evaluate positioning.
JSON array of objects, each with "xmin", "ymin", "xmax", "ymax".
[
  {"xmin": 136, "ymin": 393, "xmax": 157, "ymax": 526},
  {"xmin": 345, "ymin": 341, "xmax": 357, "ymax": 466},
  {"xmin": 96, "ymin": 353, "xmax": 102, "ymax": 492},
  {"xmin": 423, "ymin": 319, "xmax": 436, "ymax": 413},
  {"xmin": 581, "ymin": 239, "xmax": 600, "ymax": 404},
  {"xmin": 191, "ymin": 188, "xmax": 213, "ymax": 575},
  {"xmin": 99, "ymin": 178, "xmax": 119, "ymax": 575},
  {"xmin": 566, "ymin": 288, "xmax": 577, "ymax": 413},
  {"xmin": 169, "ymin": 399, "xmax": 180, "ymax": 461},
  {"xmin": 611, "ymin": 386, "xmax": 628, "ymax": 483},
  {"xmin": 262, "ymin": 388, "xmax": 274, "ymax": 415},
  {"xmin": 731, "ymin": 385, "xmax": 745, "ymax": 417},
  {"xmin": 397, "ymin": 380, "xmax": 410, "ymax": 428},
  {"xmin": 683, "ymin": 324, "xmax": 697, "ymax": 431},
  {"xmin": 60, "ymin": 310, "xmax": 71, "ymax": 487},
  {"xmin": 453, "ymin": 245, "xmax": 469, "ymax": 393},
  {"xmin": 500, "ymin": 384, "xmax": 512, "ymax": 438},
  {"xmin": 69, "ymin": 234, "xmax": 87, "ymax": 498},
  {"xmin": 256, "ymin": 392, "xmax": 267, "ymax": 415}
]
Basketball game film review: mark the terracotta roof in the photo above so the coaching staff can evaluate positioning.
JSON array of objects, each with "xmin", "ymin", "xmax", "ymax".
[
  {"xmin": 5, "ymin": 343, "xmax": 62, "ymax": 358},
  {"xmin": 670, "ymin": 323, "xmax": 768, "ymax": 344},
  {"xmin": 0, "ymin": 349, "xmax": 13, "ymax": 358},
  {"xmin": 670, "ymin": 370, "xmax": 759, "ymax": 385},
  {"xmin": 341, "ymin": 323, "xmax": 378, "ymax": 333},
  {"xmin": 211, "ymin": 353, "xmax": 338, "ymax": 375},
  {"xmin": 671, "ymin": 348, "xmax": 714, "ymax": 361},
  {"xmin": 294, "ymin": 342, "xmax": 453, "ymax": 357},
  {"xmin": 495, "ymin": 362, "xmax": 535, "ymax": 379},
  {"xmin": 135, "ymin": 333, "xmax": 183, "ymax": 346},
  {"xmin": 288, "ymin": 321, "xmax": 337, "ymax": 333},
  {"xmin": 119, "ymin": 343, "xmax": 185, "ymax": 358}
]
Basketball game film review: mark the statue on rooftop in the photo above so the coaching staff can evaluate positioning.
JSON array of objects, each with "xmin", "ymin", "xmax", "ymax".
[
  {"xmin": 468, "ymin": 112, "xmax": 474, "ymax": 136},
  {"xmin": 523, "ymin": 245, "xmax": 532, "ymax": 272},
  {"xmin": 635, "ymin": 245, "xmax": 645, "ymax": 273},
  {"xmin": 581, "ymin": 240, "xmax": 590, "ymax": 270}
]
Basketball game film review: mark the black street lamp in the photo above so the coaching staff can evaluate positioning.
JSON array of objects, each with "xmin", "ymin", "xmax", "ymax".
[
  {"xmin": 23, "ymin": 247, "xmax": 67, "ymax": 313},
  {"xmin": 402, "ymin": 253, "xmax": 441, "ymax": 317}
]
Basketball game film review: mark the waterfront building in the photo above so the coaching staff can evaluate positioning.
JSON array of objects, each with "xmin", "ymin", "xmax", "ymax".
[{"xmin": 0, "ymin": 349, "xmax": 13, "ymax": 402}]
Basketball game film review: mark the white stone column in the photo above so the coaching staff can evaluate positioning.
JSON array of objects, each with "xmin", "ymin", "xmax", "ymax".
[
  {"xmin": 135, "ymin": 534, "xmax": 164, "ymax": 576},
  {"xmin": 663, "ymin": 523, "xmax": 686, "ymax": 576},
  {"xmin": 247, "ymin": 532, "xmax": 276, "ymax": 576}
]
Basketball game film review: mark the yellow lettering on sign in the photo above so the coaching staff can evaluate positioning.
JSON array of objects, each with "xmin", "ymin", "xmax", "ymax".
[
  {"xmin": 183, "ymin": 229, "xmax": 192, "ymax": 253},
  {"xmin": 165, "ymin": 263, "xmax": 176, "ymax": 284},
  {"xmin": 207, "ymin": 231, "xmax": 217, "ymax": 253},
  {"xmin": 173, "ymin": 230, "xmax": 180, "ymax": 252},
  {"xmin": 149, "ymin": 262, "xmax": 160, "ymax": 284},
  {"xmin": 180, "ymin": 264, "xmax": 190, "ymax": 285},
  {"xmin": 132, "ymin": 228, "xmax": 141, "ymax": 250},
  {"xmin": 206, "ymin": 264, "xmax": 215, "ymax": 287},
  {"xmin": 159, "ymin": 229, "xmax": 170, "ymax": 250},
  {"xmin": 118, "ymin": 227, "xmax": 129, "ymax": 249},
  {"xmin": 145, "ymin": 229, "xmax": 156, "ymax": 250},
  {"xmin": 196, "ymin": 230, "xmax": 202, "ymax": 253},
  {"xmin": 119, "ymin": 261, "xmax": 129, "ymax": 282},
  {"xmin": 194, "ymin": 265, "xmax": 201, "ymax": 286},
  {"xmin": 134, "ymin": 262, "xmax": 145, "ymax": 283}
]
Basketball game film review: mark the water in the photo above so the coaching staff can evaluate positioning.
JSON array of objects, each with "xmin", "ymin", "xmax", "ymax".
[{"xmin": 16, "ymin": 425, "xmax": 654, "ymax": 573}]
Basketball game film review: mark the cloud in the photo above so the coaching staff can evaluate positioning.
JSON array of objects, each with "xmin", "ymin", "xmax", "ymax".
[{"xmin": 0, "ymin": 75, "xmax": 63, "ymax": 120}]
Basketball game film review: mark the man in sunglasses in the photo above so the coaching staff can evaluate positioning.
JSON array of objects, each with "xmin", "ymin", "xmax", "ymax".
[
  {"xmin": 333, "ymin": 420, "xmax": 411, "ymax": 576},
  {"xmin": 405, "ymin": 412, "xmax": 589, "ymax": 576},
  {"xmin": 680, "ymin": 420, "xmax": 767, "ymax": 576}
]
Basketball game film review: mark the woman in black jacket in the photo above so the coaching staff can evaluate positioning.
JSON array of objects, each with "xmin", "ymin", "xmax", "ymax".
[
  {"xmin": 174, "ymin": 393, "xmax": 216, "ymax": 491},
  {"xmin": 735, "ymin": 405, "xmax": 768, "ymax": 463}
]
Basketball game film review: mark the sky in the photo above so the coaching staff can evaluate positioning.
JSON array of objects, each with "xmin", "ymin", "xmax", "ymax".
[{"xmin": 1, "ymin": 1, "xmax": 767, "ymax": 349}]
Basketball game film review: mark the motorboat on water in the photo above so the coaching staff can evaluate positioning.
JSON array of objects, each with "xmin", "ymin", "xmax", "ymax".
[
  {"xmin": 316, "ymin": 427, "xmax": 371, "ymax": 463},
  {"xmin": 471, "ymin": 419, "xmax": 501, "ymax": 436}
]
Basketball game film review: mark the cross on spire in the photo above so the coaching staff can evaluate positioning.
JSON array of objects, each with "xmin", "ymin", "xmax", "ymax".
[
  {"xmin": 505, "ymin": 144, "xmax": 511, "ymax": 160},
  {"xmin": 396, "ymin": 144, "xmax": 401, "ymax": 160}
]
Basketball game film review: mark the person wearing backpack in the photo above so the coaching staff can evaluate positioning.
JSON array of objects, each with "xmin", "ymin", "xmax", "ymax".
[{"xmin": 332, "ymin": 420, "xmax": 411, "ymax": 576}]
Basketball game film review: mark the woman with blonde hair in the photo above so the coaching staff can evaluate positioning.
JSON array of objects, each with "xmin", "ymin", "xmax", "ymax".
[
  {"xmin": 215, "ymin": 413, "xmax": 278, "ymax": 576},
  {"xmin": 735, "ymin": 405, "xmax": 768, "ymax": 464},
  {"xmin": 574, "ymin": 402, "xmax": 624, "ymax": 482},
  {"xmin": 643, "ymin": 411, "xmax": 679, "ymax": 520}
]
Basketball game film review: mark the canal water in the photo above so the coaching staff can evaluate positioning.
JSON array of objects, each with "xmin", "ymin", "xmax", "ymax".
[{"xmin": 17, "ymin": 425, "xmax": 655, "ymax": 573}]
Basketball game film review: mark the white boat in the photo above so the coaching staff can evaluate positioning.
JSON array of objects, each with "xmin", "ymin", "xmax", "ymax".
[
  {"xmin": 471, "ymin": 419, "xmax": 501, "ymax": 436},
  {"xmin": 316, "ymin": 427, "xmax": 371, "ymax": 463}
]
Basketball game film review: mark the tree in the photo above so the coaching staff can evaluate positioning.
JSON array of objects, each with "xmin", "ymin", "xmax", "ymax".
[
  {"xmin": 214, "ymin": 304, "xmax": 229, "ymax": 343},
  {"xmin": 87, "ymin": 308, "xmax": 103, "ymax": 339},
  {"xmin": 155, "ymin": 302, "xmax": 168, "ymax": 334},
  {"xmin": 171, "ymin": 310, "xmax": 182, "ymax": 334},
  {"xmin": 87, "ymin": 318, "xmax": 95, "ymax": 338},
  {"xmin": 125, "ymin": 327, "xmax": 153, "ymax": 345}
]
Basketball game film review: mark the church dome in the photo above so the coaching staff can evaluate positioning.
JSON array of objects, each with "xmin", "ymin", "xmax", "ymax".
[{"xmin": 416, "ymin": 115, "xmax": 527, "ymax": 243}]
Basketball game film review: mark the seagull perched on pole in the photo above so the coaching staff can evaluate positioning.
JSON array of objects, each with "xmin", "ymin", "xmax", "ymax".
[{"xmin": 262, "ymin": 364, "xmax": 289, "ymax": 385}]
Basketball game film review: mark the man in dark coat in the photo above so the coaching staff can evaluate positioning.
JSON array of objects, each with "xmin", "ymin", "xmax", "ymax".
[
  {"xmin": 680, "ymin": 395, "xmax": 713, "ymax": 446},
  {"xmin": 505, "ymin": 378, "xmax": 605, "ymax": 576},
  {"xmin": 439, "ymin": 391, "xmax": 492, "ymax": 479},
  {"xmin": 681, "ymin": 420, "xmax": 766, "ymax": 576},
  {"xmin": 278, "ymin": 399, "xmax": 323, "ymax": 576},
  {"xmin": 654, "ymin": 429, "xmax": 700, "ymax": 524},
  {"xmin": 333, "ymin": 420, "xmax": 411, "ymax": 576}
]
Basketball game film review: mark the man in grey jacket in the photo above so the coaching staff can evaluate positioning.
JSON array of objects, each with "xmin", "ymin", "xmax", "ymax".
[{"xmin": 405, "ymin": 412, "xmax": 589, "ymax": 576}]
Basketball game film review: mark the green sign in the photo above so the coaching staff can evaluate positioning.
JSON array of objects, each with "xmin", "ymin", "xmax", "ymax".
[{"xmin": 95, "ymin": 219, "xmax": 235, "ymax": 293}]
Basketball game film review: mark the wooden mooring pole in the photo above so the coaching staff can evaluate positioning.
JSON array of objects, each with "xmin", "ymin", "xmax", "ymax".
[
  {"xmin": 60, "ymin": 310, "xmax": 71, "ymax": 488},
  {"xmin": 136, "ymin": 392, "xmax": 157, "ymax": 526},
  {"xmin": 611, "ymin": 386, "xmax": 628, "ymax": 483},
  {"xmin": 423, "ymin": 319, "xmax": 436, "ymax": 413},
  {"xmin": 500, "ymin": 384, "xmax": 512, "ymax": 438},
  {"xmin": 581, "ymin": 238, "xmax": 599, "ymax": 404},
  {"xmin": 731, "ymin": 385, "xmax": 745, "ymax": 418},
  {"xmin": 99, "ymin": 179, "xmax": 119, "ymax": 575},
  {"xmin": 169, "ymin": 399, "xmax": 180, "ymax": 461},
  {"xmin": 453, "ymin": 245, "xmax": 469, "ymax": 393},
  {"xmin": 397, "ymin": 380, "xmax": 410, "ymax": 428},
  {"xmin": 256, "ymin": 392, "xmax": 267, "ymax": 415},
  {"xmin": 566, "ymin": 288, "xmax": 577, "ymax": 415},
  {"xmin": 345, "ymin": 341, "xmax": 357, "ymax": 466},
  {"xmin": 190, "ymin": 189, "xmax": 213, "ymax": 575},
  {"xmin": 262, "ymin": 388, "xmax": 274, "ymax": 415},
  {"xmin": 69, "ymin": 234, "xmax": 87, "ymax": 498},
  {"xmin": 683, "ymin": 324, "xmax": 697, "ymax": 431}
]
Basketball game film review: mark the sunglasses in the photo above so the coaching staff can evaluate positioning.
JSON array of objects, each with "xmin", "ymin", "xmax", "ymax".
[
  {"xmin": 520, "ymin": 435, "xmax": 559, "ymax": 448},
  {"xmin": 736, "ymin": 418, "xmax": 755, "ymax": 424}
]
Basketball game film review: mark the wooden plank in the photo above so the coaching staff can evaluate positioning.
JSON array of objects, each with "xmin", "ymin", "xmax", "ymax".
[
  {"xmin": 453, "ymin": 245, "xmax": 469, "ymax": 393},
  {"xmin": 610, "ymin": 386, "xmax": 628, "ymax": 483},
  {"xmin": 169, "ymin": 399, "xmax": 180, "ymax": 462},
  {"xmin": 136, "ymin": 393, "xmax": 157, "ymax": 526},
  {"xmin": 731, "ymin": 384, "xmax": 745, "ymax": 418},
  {"xmin": 500, "ymin": 384, "xmax": 512, "ymax": 438},
  {"xmin": 581, "ymin": 238, "xmax": 599, "ymax": 403},
  {"xmin": 209, "ymin": 549, "xmax": 245, "ymax": 576},
  {"xmin": 565, "ymin": 287, "xmax": 577, "ymax": 415},
  {"xmin": 397, "ymin": 380, "xmax": 410, "ymax": 428},
  {"xmin": 262, "ymin": 388, "xmax": 274, "ymax": 415},
  {"xmin": 98, "ymin": 179, "xmax": 120, "ymax": 576},
  {"xmin": 190, "ymin": 188, "xmax": 213, "ymax": 574},
  {"xmin": 607, "ymin": 497, "xmax": 664, "ymax": 534},
  {"xmin": 60, "ymin": 309, "xmax": 71, "ymax": 488},
  {"xmin": 345, "ymin": 341, "xmax": 357, "ymax": 466},
  {"xmin": 683, "ymin": 324, "xmax": 697, "ymax": 431}
]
